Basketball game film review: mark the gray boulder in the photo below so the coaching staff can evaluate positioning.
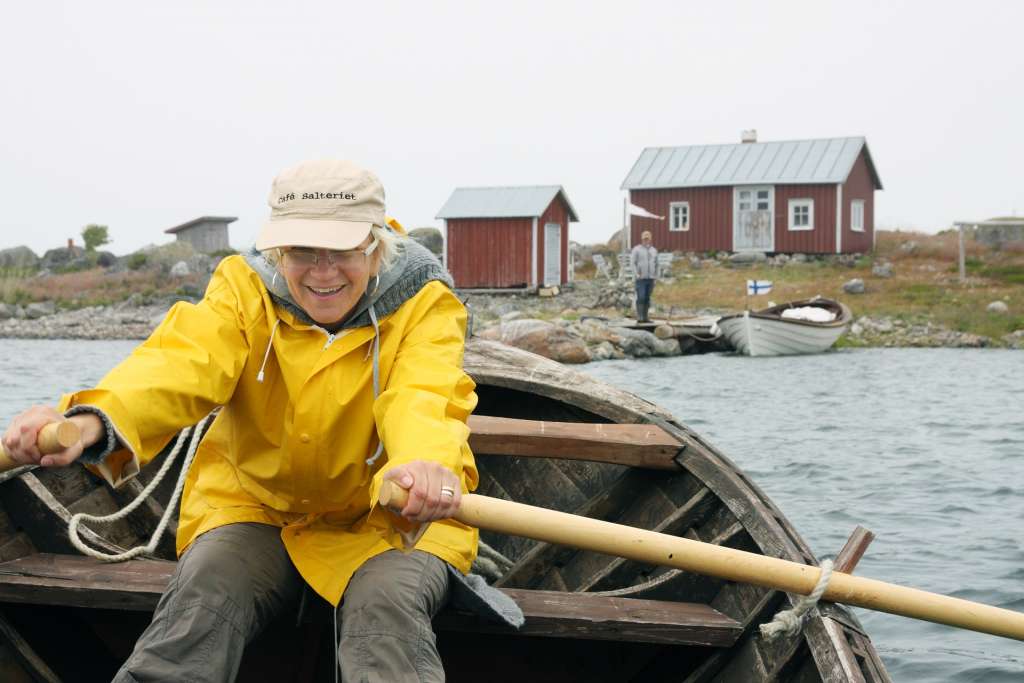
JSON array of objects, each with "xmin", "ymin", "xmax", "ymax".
[
  {"xmin": 0, "ymin": 246, "xmax": 39, "ymax": 269},
  {"xmin": 612, "ymin": 328, "xmax": 680, "ymax": 358},
  {"xmin": 843, "ymin": 278, "xmax": 866, "ymax": 294},
  {"xmin": 41, "ymin": 246, "xmax": 85, "ymax": 270},
  {"xmin": 986, "ymin": 301, "xmax": 1009, "ymax": 314},
  {"xmin": 408, "ymin": 227, "xmax": 443, "ymax": 257},
  {"xmin": 728, "ymin": 252, "xmax": 768, "ymax": 266},
  {"xmin": 872, "ymin": 262, "xmax": 894, "ymax": 278},
  {"xmin": 1002, "ymin": 330, "xmax": 1024, "ymax": 349},
  {"xmin": 476, "ymin": 318, "xmax": 591, "ymax": 364},
  {"xmin": 25, "ymin": 301, "xmax": 57, "ymax": 319},
  {"xmin": 0, "ymin": 303, "xmax": 15, "ymax": 319}
]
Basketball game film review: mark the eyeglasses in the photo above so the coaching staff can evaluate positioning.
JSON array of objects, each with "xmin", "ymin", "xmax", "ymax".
[{"xmin": 281, "ymin": 237, "xmax": 379, "ymax": 271}]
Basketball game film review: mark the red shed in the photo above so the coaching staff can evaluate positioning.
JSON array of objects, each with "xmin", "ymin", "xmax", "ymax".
[
  {"xmin": 621, "ymin": 134, "xmax": 883, "ymax": 255},
  {"xmin": 436, "ymin": 186, "xmax": 579, "ymax": 289}
]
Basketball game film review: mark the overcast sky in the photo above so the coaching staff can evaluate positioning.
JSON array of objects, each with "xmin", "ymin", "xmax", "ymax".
[{"xmin": 1, "ymin": 1, "xmax": 1022, "ymax": 255}]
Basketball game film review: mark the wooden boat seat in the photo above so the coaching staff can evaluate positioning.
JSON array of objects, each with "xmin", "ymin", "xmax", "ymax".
[
  {"xmin": 0, "ymin": 553, "xmax": 741, "ymax": 648},
  {"xmin": 466, "ymin": 415, "xmax": 683, "ymax": 470}
]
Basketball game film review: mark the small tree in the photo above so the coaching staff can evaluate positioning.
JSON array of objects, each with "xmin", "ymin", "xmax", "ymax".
[{"xmin": 81, "ymin": 224, "xmax": 110, "ymax": 252}]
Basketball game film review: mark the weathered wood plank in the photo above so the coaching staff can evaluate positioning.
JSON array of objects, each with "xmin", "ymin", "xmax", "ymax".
[
  {"xmin": 575, "ymin": 487, "xmax": 716, "ymax": 592},
  {"xmin": 440, "ymin": 588, "xmax": 741, "ymax": 647},
  {"xmin": 0, "ymin": 535, "xmax": 35, "ymax": 564},
  {"xmin": 495, "ymin": 469, "xmax": 654, "ymax": 589},
  {"xmin": 833, "ymin": 526, "xmax": 875, "ymax": 575},
  {"xmin": 467, "ymin": 415, "xmax": 681, "ymax": 470},
  {"xmin": 0, "ymin": 554, "xmax": 741, "ymax": 647},
  {"xmin": 66, "ymin": 487, "xmax": 138, "ymax": 551},
  {"xmin": 465, "ymin": 339, "xmax": 680, "ymax": 425},
  {"xmin": 0, "ymin": 554, "xmax": 171, "ymax": 611},
  {"xmin": 0, "ymin": 474, "xmax": 125, "ymax": 556}
]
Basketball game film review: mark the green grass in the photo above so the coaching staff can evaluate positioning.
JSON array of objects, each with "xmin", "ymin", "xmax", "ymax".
[{"xmin": 978, "ymin": 264, "xmax": 1024, "ymax": 285}]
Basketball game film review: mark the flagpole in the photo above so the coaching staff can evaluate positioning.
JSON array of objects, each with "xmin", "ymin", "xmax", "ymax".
[{"xmin": 622, "ymin": 196, "xmax": 629, "ymax": 256}]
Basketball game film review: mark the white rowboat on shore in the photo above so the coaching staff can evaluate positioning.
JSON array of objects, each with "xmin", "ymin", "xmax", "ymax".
[{"xmin": 716, "ymin": 297, "xmax": 852, "ymax": 356}]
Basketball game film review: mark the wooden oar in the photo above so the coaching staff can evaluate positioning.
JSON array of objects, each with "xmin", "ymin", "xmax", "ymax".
[
  {"xmin": 379, "ymin": 481, "xmax": 1024, "ymax": 642},
  {"xmin": 0, "ymin": 422, "xmax": 81, "ymax": 472}
]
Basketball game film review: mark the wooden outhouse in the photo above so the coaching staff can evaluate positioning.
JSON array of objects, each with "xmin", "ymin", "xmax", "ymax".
[
  {"xmin": 621, "ymin": 135, "xmax": 882, "ymax": 254},
  {"xmin": 164, "ymin": 216, "xmax": 237, "ymax": 254},
  {"xmin": 436, "ymin": 186, "xmax": 578, "ymax": 289}
]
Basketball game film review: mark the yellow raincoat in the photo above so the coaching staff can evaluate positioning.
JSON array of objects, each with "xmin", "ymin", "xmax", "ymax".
[{"xmin": 58, "ymin": 255, "xmax": 479, "ymax": 605}]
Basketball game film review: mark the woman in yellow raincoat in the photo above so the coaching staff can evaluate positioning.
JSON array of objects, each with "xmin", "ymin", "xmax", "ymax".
[{"xmin": 2, "ymin": 159, "xmax": 480, "ymax": 682}]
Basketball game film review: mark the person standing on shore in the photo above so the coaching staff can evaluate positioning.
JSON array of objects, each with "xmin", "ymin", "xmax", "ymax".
[
  {"xmin": 1, "ymin": 159, "xmax": 479, "ymax": 682},
  {"xmin": 630, "ymin": 230, "xmax": 658, "ymax": 322}
]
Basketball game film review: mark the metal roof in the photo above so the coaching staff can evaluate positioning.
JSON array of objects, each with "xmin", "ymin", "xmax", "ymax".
[
  {"xmin": 165, "ymin": 216, "xmax": 238, "ymax": 234},
  {"xmin": 621, "ymin": 137, "xmax": 882, "ymax": 191},
  {"xmin": 436, "ymin": 186, "xmax": 579, "ymax": 221}
]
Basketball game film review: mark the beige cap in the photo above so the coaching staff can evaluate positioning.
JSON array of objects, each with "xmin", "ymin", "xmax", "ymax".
[{"xmin": 256, "ymin": 159, "xmax": 386, "ymax": 251}]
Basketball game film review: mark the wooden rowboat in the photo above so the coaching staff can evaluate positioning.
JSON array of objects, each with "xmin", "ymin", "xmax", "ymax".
[
  {"xmin": 716, "ymin": 298, "xmax": 853, "ymax": 357},
  {"xmin": 0, "ymin": 338, "xmax": 889, "ymax": 682}
]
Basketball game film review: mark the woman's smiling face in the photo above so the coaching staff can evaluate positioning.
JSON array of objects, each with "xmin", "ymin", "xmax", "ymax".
[{"xmin": 278, "ymin": 235, "xmax": 379, "ymax": 326}]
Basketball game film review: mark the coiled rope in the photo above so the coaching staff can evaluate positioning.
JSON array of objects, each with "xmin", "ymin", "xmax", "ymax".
[
  {"xmin": 759, "ymin": 559, "xmax": 834, "ymax": 640},
  {"xmin": 68, "ymin": 413, "xmax": 214, "ymax": 562}
]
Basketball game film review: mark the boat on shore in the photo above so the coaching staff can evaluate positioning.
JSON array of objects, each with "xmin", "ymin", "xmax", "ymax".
[
  {"xmin": 0, "ymin": 339, "xmax": 888, "ymax": 682},
  {"xmin": 716, "ymin": 298, "xmax": 853, "ymax": 357}
]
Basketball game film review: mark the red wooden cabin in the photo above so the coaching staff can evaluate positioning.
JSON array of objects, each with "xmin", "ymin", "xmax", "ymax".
[
  {"xmin": 436, "ymin": 186, "xmax": 579, "ymax": 289},
  {"xmin": 621, "ymin": 134, "xmax": 883, "ymax": 255}
]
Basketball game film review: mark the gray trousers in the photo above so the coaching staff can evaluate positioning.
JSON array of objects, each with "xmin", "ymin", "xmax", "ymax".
[{"xmin": 113, "ymin": 523, "xmax": 450, "ymax": 683}]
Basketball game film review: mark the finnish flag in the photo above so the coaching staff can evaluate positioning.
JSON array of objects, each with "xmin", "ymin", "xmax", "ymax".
[{"xmin": 746, "ymin": 279, "xmax": 773, "ymax": 295}]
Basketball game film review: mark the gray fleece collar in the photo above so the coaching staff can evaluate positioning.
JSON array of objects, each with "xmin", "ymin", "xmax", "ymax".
[{"xmin": 244, "ymin": 239, "xmax": 453, "ymax": 331}]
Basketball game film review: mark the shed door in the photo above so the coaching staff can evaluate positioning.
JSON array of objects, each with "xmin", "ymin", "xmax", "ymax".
[
  {"xmin": 733, "ymin": 186, "xmax": 774, "ymax": 252},
  {"xmin": 543, "ymin": 222, "xmax": 561, "ymax": 286}
]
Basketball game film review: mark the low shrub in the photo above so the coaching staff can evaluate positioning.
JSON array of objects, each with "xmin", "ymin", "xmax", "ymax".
[{"xmin": 127, "ymin": 253, "xmax": 148, "ymax": 270}]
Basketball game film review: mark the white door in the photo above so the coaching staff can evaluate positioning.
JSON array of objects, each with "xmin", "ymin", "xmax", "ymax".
[
  {"xmin": 543, "ymin": 222, "xmax": 561, "ymax": 286},
  {"xmin": 733, "ymin": 186, "xmax": 775, "ymax": 252}
]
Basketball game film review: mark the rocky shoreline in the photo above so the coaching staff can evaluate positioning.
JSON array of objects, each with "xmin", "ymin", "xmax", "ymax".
[{"xmin": 2, "ymin": 277, "xmax": 1020, "ymax": 361}]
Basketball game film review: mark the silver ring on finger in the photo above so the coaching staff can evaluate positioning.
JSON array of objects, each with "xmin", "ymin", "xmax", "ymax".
[{"xmin": 440, "ymin": 486, "xmax": 455, "ymax": 499}]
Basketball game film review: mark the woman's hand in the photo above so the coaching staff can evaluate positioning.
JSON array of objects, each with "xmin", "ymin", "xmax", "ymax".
[
  {"xmin": 382, "ymin": 459, "xmax": 461, "ymax": 522},
  {"xmin": 1, "ymin": 406, "xmax": 100, "ymax": 468}
]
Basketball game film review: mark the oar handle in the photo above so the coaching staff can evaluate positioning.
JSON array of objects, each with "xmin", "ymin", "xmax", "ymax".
[
  {"xmin": 0, "ymin": 421, "xmax": 81, "ymax": 472},
  {"xmin": 377, "ymin": 481, "xmax": 1024, "ymax": 642},
  {"xmin": 379, "ymin": 480, "xmax": 470, "ymax": 522}
]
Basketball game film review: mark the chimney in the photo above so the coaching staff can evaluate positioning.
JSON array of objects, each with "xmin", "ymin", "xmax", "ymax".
[
  {"xmin": 741, "ymin": 129, "xmax": 758, "ymax": 144},
  {"xmin": 67, "ymin": 238, "xmax": 74, "ymax": 249}
]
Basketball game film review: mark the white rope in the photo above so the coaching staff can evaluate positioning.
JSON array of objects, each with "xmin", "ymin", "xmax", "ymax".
[
  {"xmin": 68, "ymin": 413, "xmax": 214, "ymax": 562},
  {"xmin": 759, "ymin": 559, "xmax": 834, "ymax": 641}
]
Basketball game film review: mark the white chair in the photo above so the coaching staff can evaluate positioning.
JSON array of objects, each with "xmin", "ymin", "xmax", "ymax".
[
  {"xmin": 592, "ymin": 254, "xmax": 613, "ymax": 279},
  {"xmin": 616, "ymin": 253, "xmax": 635, "ymax": 281},
  {"xmin": 657, "ymin": 252, "xmax": 674, "ymax": 279}
]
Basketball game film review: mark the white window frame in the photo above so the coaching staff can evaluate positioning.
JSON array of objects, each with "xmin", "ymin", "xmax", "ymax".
[
  {"xmin": 788, "ymin": 198, "xmax": 814, "ymax": 232},
  {"xmin": 851, "ymin": 200, "xmax": 865, "ymax": 232},
  {"xmin": 669, "ymin": 201, "xmax": 690, "ymax": 232}
]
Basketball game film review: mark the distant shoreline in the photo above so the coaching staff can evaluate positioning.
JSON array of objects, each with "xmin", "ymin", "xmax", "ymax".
[{"xmin": 1, "ymin": 295, "xmax": 1019, "ymax": 360}]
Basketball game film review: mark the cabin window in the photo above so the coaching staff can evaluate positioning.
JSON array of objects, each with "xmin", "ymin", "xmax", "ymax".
[
  {"xmin": 670, "ymin": 202, "xmax": 690, "ymax": 231},
  {"xmin": 788, "ymin": 199, "xmax": 814, "ymax": 231},
  {"xmin": 756, "ymin": 190, "xmax": 770, "ymax": 211},
  {"xmin": 851, "ymin": 200, "xmax": 865, "ymax": 232}
]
